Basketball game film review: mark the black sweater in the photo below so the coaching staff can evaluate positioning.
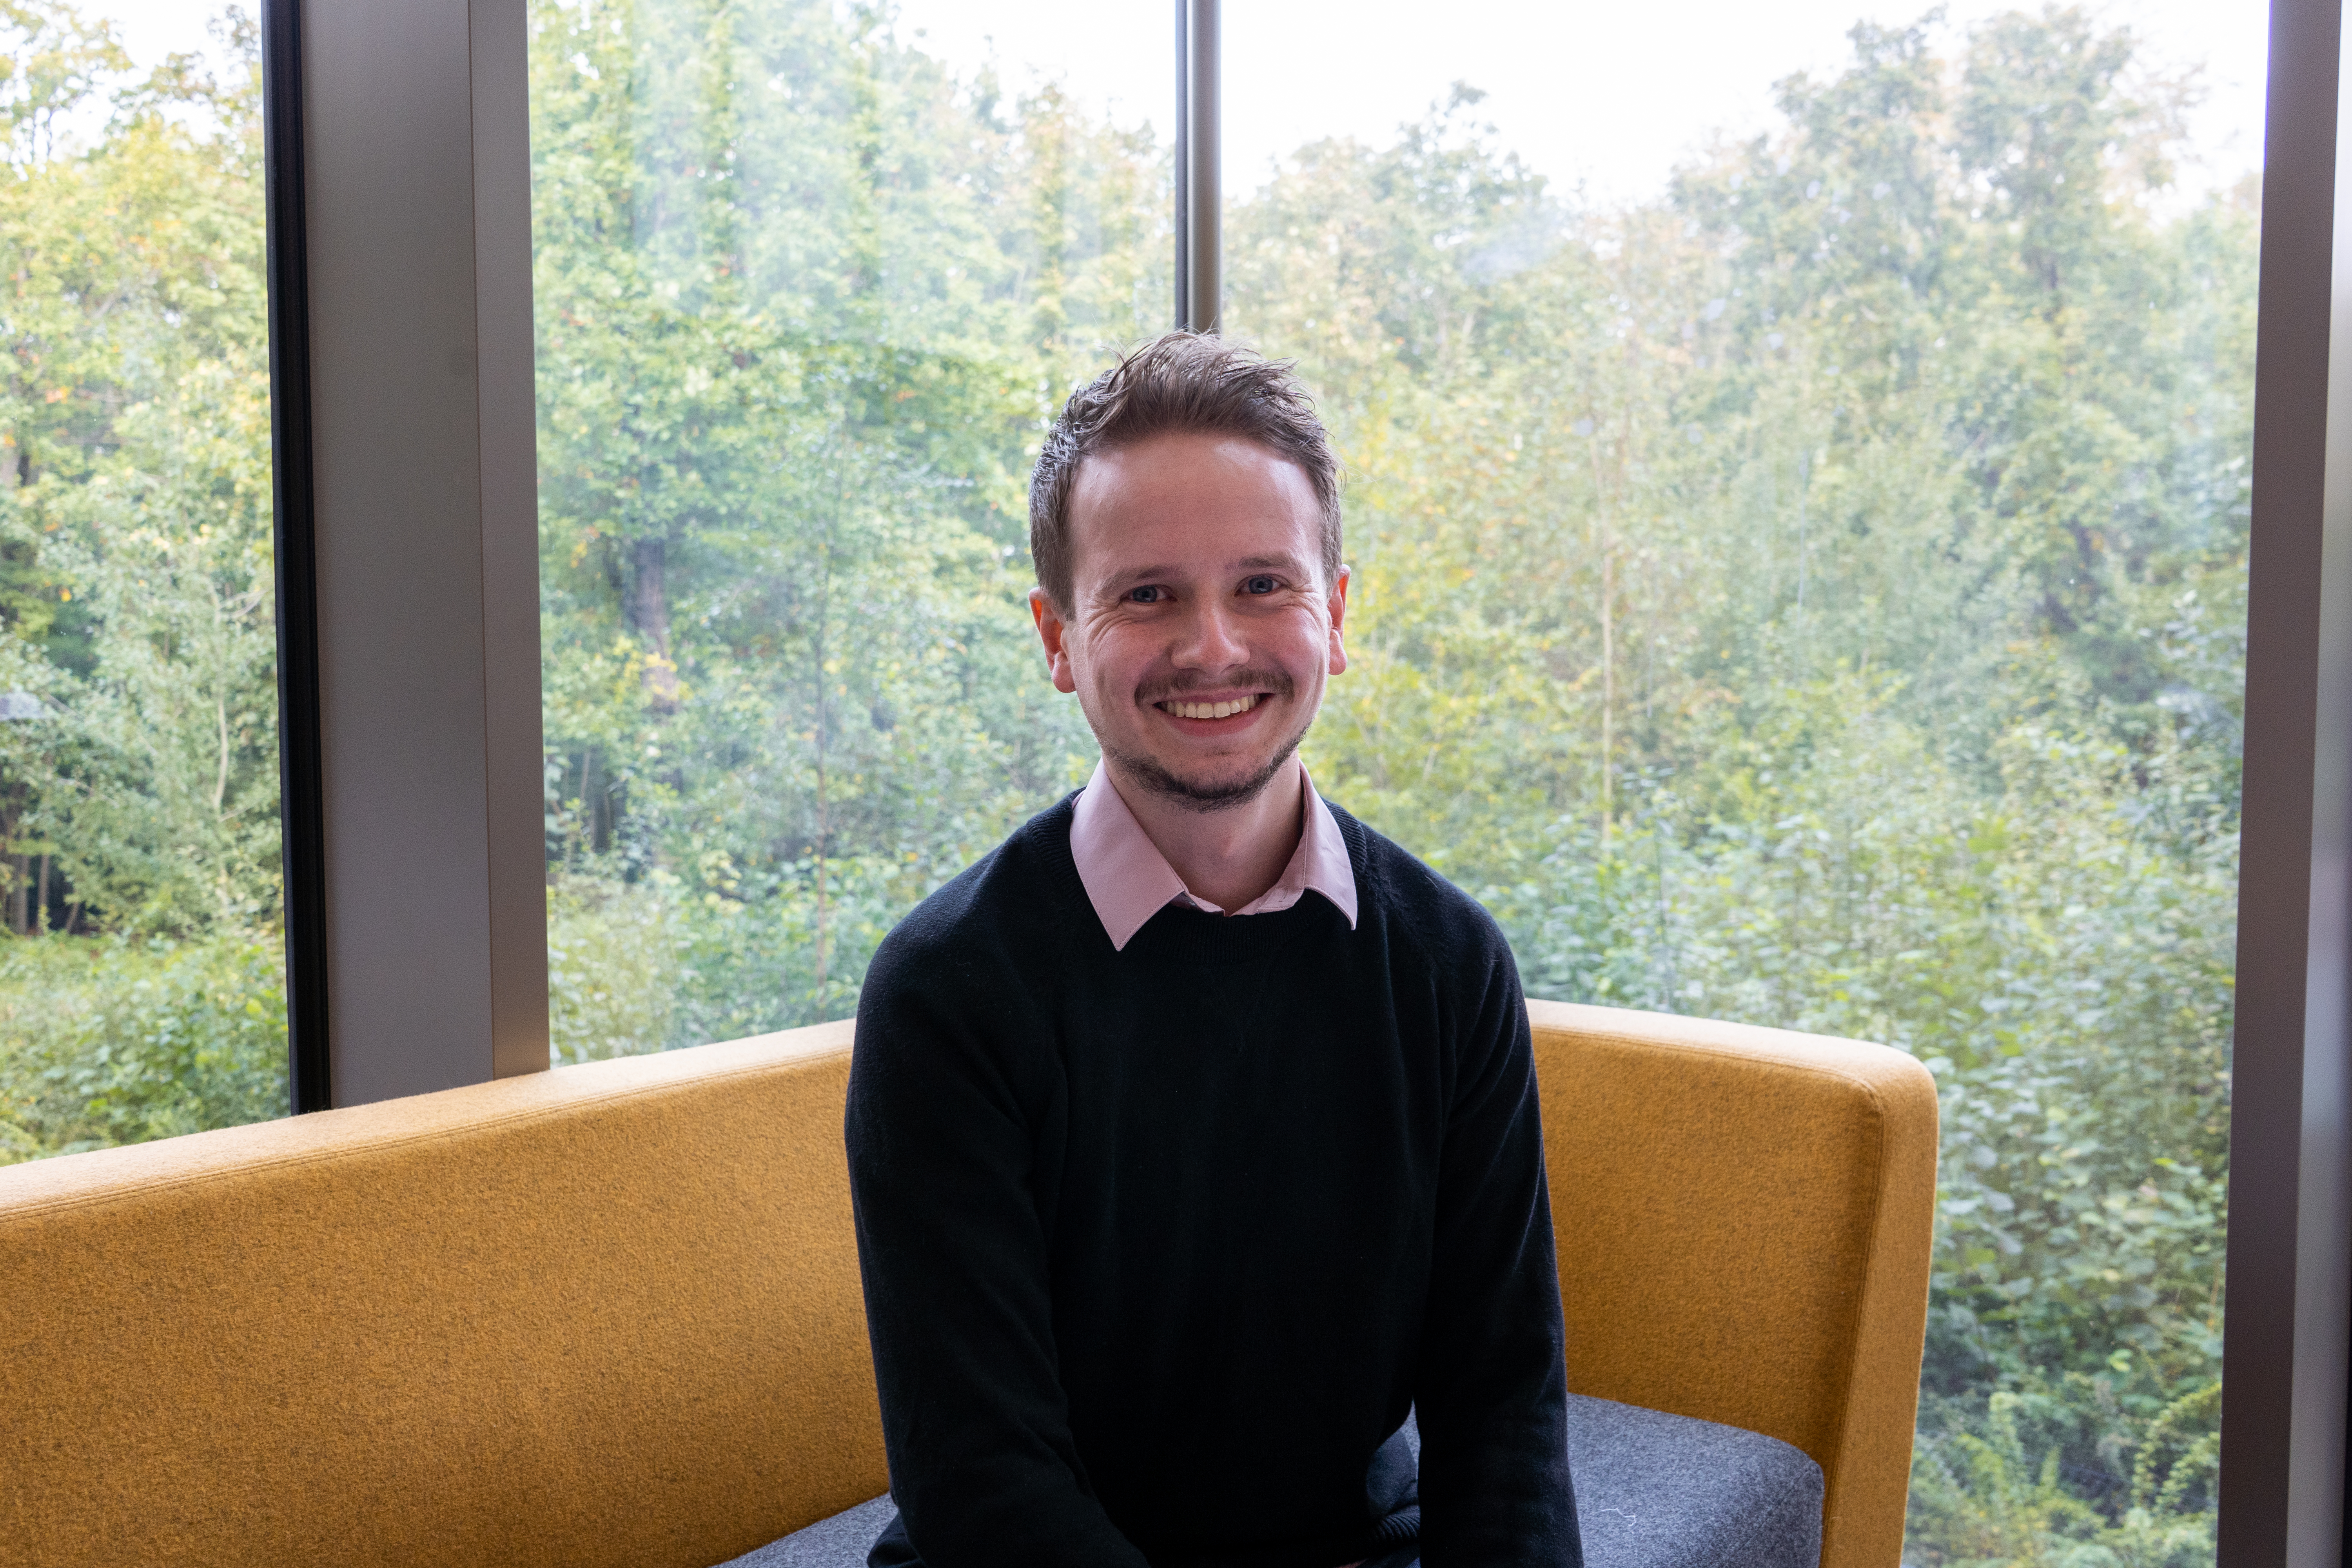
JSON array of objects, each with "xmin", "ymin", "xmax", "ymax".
[{"xmin": 844, "ymin": 796, "xmax": 1578, "ymax": 1568}]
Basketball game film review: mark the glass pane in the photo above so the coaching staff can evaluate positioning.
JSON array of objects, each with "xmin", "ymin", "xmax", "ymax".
[
  {"xmin": 0, "ymin": 3, "xmax": 289, "ymax": 1162},
  {"xmin": 1224, "ymin": 1, "xmax": 2256, "ymax": 1560},
  {"xmin": 527, "ymin": 0, "xmax": 1168, "ymax": 1060}
]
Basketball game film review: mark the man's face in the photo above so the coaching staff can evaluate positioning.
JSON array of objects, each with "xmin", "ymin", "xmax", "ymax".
[{"xmin": 1031, "ymin": 430, "xmax": 1348, "ymax": 812}]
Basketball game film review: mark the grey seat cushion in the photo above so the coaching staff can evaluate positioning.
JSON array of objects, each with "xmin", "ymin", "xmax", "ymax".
[
  {"xmin": 1559, "ymin": 1394, "xmax": 1822, "ymax": 1567},
  {"xmin": 719, "ymin": 1393, "xmax": 1823, "ymax": 1568},
  {"xmin": 726, "ymin": 1493, "xmax": 901, "ymax": 1568}
]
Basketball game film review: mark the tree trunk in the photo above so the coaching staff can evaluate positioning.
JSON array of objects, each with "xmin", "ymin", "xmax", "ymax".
[
  {"xmin": 629, "ymin": 535, "xmax": 681, "ymax": 712},
  {"xmin": 1600, "ymin": 542, "xmax": 1615, "ymax": 846},
  {"xmin": 812, "ymin": 541, "xmax": 831, "ymax": 1010}
]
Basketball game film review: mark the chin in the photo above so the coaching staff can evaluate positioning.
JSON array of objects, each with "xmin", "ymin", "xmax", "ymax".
[{"xmin": 1118, "ymin": 744, "xmax": 1298, "ymax": 814}]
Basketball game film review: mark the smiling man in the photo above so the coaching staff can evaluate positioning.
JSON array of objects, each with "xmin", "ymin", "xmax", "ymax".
[{"xmin": 844, "ymin": 333, "xmax": 1579, "ymax": 1568}]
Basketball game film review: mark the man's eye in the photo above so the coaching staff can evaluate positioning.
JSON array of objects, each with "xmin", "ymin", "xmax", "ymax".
[
  {"xmin": 1127, "ymin": 585, "xmax": 1167, "ymax": 604},
  {"xmin": 1242, "ymin": 575, "xmax": 1278, "ymax": 595}
]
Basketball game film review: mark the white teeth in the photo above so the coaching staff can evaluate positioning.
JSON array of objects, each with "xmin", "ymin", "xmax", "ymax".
[{"xmin": 1163, "ymin": 694, "xmax": 1260, "ymax": 720}]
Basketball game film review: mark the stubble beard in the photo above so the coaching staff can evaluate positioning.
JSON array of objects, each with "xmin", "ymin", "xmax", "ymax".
[{"xmin": 1103, "ymin": 692, "xmax": 1318, "ymax": 815}]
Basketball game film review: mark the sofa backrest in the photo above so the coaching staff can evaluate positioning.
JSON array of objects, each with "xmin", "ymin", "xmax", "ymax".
[
  {"xmin": 1, "ymin": 1004, "xmax": 1934, "ymax": 1568},
  {"xmin": 0, "ymin": 1023, "xmax": 880, "ymax": 1568},
  {"xmin": 1530, "ymin": 1000, "xmax": 1938, "ymax": 1568}
]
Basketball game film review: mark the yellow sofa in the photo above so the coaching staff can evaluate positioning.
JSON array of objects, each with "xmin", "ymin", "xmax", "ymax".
[{"xmin": 0, "ymin": 1000, "xmax": 1936, "ymax": 1568}]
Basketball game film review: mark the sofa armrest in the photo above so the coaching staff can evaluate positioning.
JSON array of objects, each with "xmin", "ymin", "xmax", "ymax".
[{"xmin": 1529, "ymin": 999, "xmax": 1939, "ymax": 1568}]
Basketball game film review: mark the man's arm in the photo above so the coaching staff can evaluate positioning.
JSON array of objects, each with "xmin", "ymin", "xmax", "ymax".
[
  {"xmin": 846, "ymin": 939, "xmax": 1152, "ymax": 1568},
  {"xmin": 1413, "ymin": 933, "xmax": 1581, "ymax": 1566}
]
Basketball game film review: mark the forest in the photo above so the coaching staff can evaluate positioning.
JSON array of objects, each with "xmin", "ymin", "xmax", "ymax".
[{"xmin": 0, "ymin": 1, "xmax": 2249, "ymax": 1563}]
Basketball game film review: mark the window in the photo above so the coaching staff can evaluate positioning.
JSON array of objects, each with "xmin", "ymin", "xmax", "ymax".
[
  {"xmin": 103, "ymin": 0, "xmax": 2322, "ymax": 1546},
  {"xmin": 0, "ymin": 3, "xmax": 289, "ymax": 1161},
  {"xmin": 1223, "ymin": 2, "xmax": 2259, "ymax": 1560},
  {"xmin": 519, "ymin": 2, "xmax": 2268, "ymax": 1549},
  {"xmin": 528, "ymin": 0, "xmax": 1168, "ymax": 1060}
]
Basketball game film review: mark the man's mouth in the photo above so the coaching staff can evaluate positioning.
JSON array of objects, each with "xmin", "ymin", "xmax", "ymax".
[{"xmin": 1156, "ymin": 693, "xmax": 1262, "ymax": 720}]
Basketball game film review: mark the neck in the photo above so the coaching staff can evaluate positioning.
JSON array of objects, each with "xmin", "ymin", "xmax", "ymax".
[{"xmin": 1107, "ymin": 755, "xmax": 1305, "ymax": 914}]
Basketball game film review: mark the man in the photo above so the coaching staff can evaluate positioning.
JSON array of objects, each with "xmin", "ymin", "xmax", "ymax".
[{"xmin": 846, "ymin": 332, "xmax": 1578, "ymax": 1568}]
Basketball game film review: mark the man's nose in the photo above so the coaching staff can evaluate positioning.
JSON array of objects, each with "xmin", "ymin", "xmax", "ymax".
[{"xmin": 1172, "ymin": 597, "xmax": 1248, "ymax": 670}]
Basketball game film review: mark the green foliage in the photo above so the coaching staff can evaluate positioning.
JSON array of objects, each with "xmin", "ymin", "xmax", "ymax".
[
  {"xmin": 1222, "ymin": 11, "xmax": 2243, "ymax": 1559},
  {"xmin": 547, "ymin": 849, "xmax": 953, "ymax": 1055},
  {"xmin": 0, "ymin": 3, "xmax": 281, "ymax": 937},
  {"xmin": 0, "ymin": 4, "xmax": 292, "ymax": 1161},
  {"xmin": 0, "ymin": 933, "xmax": 285, "ymax": 1159},
  {"xmin": 0, "ymin": 3, "xmax": 2254, "ymax": 1563},
  {"xmin": 531, "ymin": 0, "xmax": 1140, "ymax": 1020},
  {"xmin": 521, "ymin": 10, "xmax": 2247, "ymax": 1555},
  {"xmin": 1909, "ymin": 1380, "xmax": 2219, "ymax": 1566},
  {"xmin": 547, "ymin": 869, "xmax": 679, "ymax": 1063}
]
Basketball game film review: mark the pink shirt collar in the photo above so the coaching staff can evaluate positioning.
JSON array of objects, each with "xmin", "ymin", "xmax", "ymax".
[{"xmin": 1069, "ymin": 759, "xmax": 1360, "ymax": 953}]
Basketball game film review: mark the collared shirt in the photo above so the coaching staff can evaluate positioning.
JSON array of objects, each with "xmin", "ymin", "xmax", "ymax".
[{"xmin": 1069, "ymin": 758, "xmax": 1360, "ymax": 952}]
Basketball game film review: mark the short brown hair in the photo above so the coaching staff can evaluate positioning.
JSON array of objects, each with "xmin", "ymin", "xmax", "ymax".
[{"xmin": 1029, "ymin": 332, "xmax": 1342, "ymax": 611}]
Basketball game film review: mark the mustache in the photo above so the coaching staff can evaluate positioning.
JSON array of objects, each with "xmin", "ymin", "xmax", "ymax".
[{"xmin": 1134, "ymin": 670, "xmax": 1297, "ymax": 706}]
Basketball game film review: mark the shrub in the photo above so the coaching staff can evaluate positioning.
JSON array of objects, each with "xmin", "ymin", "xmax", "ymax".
[{"xmin": 0, "ymin": 933, "xmax": 287, "ymax": 1160}]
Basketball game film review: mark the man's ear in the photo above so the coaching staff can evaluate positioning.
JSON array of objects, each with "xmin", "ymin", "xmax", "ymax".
[
  {"xmin": 1029, "ymin": 586, "xmax": 1079, "ymax": 694},
  {"xmin": 1326, "ymin": 565, "xmax": 1350, "ymax": 677}
]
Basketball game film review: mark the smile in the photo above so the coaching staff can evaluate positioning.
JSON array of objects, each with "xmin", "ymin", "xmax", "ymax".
[{"xmin": 1157, "ymin": 694, "xmax": 1261, "ymax": 720}]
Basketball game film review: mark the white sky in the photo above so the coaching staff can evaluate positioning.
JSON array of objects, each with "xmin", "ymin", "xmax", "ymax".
[
  {"xmin": 891, "ymin": 0, "xmax": 2270, "ymax": 205},
  {"xmin": 80, "ymin": 0, "xmax": 211, "ymax": 65},
  {"xmin": 91, "ymin": 0, "xmax": 2270, "ymax": 205}
]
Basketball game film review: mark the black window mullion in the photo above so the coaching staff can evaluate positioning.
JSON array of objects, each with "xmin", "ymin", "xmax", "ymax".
[{"xmin": 260, "ymin": 0, "xmax": 331, "ymax": 1116}]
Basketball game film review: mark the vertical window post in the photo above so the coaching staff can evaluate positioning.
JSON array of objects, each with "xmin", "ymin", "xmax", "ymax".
[
  {"xmin": 284, "ymin": 0, "xmax": 549, "ymax": 1105},
  {"xmin": 1172, "ymin": 0, "xmax": 1186, "ymax": 329},
  {"xmin": 2221, "ymin": 0, "xmax": 2352, "ymax": 1557},
  {"xmin": 1176, "ymin": 0, "xmax": 1219, "ymax": 332},
  {"xmin": 260, "ymin": 0, "xmax": 330, "ymax": 1114}
]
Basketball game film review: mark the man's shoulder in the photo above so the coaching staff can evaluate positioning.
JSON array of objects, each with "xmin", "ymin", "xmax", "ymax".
[
  {"xmin": 870, "ymin": 793, "xmax": 1082, "ymax": 984},
  {"xmin": 849, "ymin": 800, "xmax": 1083, "ymax": 1142},
  {"xmin": 1324, "ymin": 803, "xmax": 1528, "ymax": 1077},
  {"xmin": 1326, "ymin": 801, "xmax": 1508, "ymax": 947}
]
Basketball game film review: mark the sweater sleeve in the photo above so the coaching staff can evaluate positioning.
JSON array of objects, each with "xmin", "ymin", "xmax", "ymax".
[
  {"xmin": 844, "ymin": 926, "xmax": 1151, "ymax": 1568},
  {"xmin": 1413, "ymin": 927, "xmax": 1581, "ymax": 1567}
]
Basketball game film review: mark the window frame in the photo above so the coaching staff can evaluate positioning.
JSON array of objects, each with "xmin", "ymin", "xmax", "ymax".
[
  {"xmin": 260, "ymin": 0, "xmax": 328, "ymax": 1112},
  {"xmin": 2220, "ymin": 0, "xmax": 2352, "ymax": 1555},
  {"xmin": 267, "ymin": 0, "xmax": 548, "ymax": 1107},
  {"xmin": 265, "ymin": 0, "xmax": 2350, "ymax": 1551},
  {"xmin": 1176, "ymin": 0, "xmax": 1220, "ymax": 331}
]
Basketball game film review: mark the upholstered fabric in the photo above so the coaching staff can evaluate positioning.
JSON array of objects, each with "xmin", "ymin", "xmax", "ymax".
[
  {"xmin": 0, "ymin": 1003, "xmax": 1931, "ymax": 1568},
  {"xmin": 727, "ymin": 1494, "xmax": 901, "ymax": 1568},
  {"xmin": 1530, "ymin": 1001, "xmax": 1937, "ymax": 1568},
  {"xmin": 0, "ymin": 1024, "xmax": 886, "ymax": 1568},
  {"xmin": 1563, "ymin": 1392, "xmax": 1824, "ymax": 1568},
  {"xmin": 723, "ymin": 1395, "xmax": 1826, "ymax": 1568}
]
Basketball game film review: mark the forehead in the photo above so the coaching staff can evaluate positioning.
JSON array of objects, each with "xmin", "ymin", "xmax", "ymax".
[{"xmin": 1065, "ymin": 431, "xmax": 1321, "ymax": 583}]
